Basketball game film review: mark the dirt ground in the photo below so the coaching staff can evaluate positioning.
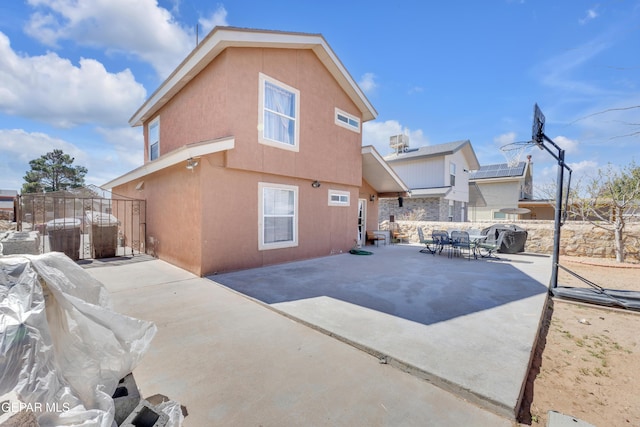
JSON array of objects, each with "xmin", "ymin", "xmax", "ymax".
[{"xmin": 518, "ymin": 256, "xmax": 640, "ymax": 427}]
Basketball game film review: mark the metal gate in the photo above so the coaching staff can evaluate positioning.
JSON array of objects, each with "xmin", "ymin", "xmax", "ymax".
[{"xmin": 16, "ymin": 186, "xmax": 146, "ymax": 260}]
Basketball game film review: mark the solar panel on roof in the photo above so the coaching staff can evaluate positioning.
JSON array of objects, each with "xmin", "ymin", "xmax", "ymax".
[{"xmin": 470, "ymin": 161, "xmax": 526, "ymax": 180}]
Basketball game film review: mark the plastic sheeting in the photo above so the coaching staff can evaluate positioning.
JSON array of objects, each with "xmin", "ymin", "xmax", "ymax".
[{"xmin": 0, "ymin": 252, "xmax": 157, "ymax": 426}]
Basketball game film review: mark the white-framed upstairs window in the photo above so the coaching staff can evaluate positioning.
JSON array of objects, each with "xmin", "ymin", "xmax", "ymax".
[
  {"xmin": 258, "ymin": 73, "xmax": 300, "ymax": 152},
  {"xmin": 148, "ymin": 117, "xmax": 160, "ymax": 161},
  {"xmin": 328, "ymin": 189, "xmax": 350, "ymax": 206},
  {"xmin": 334, "ymin": 108, "xmax": 360, "ymax": 133},
  {"xmin": 449, "ymin": 162, "xmax": 456, "ymax": 186},
  {"xmin": 258, "ymin": 182, "xmax": 298, "ymax": 250}
]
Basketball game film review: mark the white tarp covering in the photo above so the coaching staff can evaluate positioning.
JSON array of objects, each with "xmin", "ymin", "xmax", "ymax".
[{"xmin": 0, "ymin": 252, "xmax": 157, "ymax": 426}]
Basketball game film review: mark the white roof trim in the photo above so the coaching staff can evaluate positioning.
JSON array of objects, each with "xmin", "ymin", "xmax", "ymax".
[
  {"xmin": 101, "ymin": 137, "xmax": 235, "ymax": 190},
  {"xmin": 361, "ymin": 145, "xmax": 409, "ymax": 193},
  {"xmin": 470, "ymin": 175, "xmax": 525, "ymax": 183},
  {"xmin": 410, "ymin": 187, "xmax": 452, "ymax": 197},
  {"xmin": 129, "ymin": 27, "xmax": 377, "ymax": 127}
]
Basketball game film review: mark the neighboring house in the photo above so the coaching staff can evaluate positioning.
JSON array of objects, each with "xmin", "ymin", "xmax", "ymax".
[
  {"xmin": 518, "ymin": 199, "xmax": 554, "ymax": 221},
  {"xmin": 0, "ymin": 189, "xmax": 17, "ymax": 221},
  {"xmin": 103, "ymin": 27, "xmax": 407, "ymax": 276},
  {"xmin": 468, "ymin": 157, "xmax": 535, "ymax": 221},
  {"xmin": 381, "ymin": 140, "xmax": 480, "ymax": 222}
]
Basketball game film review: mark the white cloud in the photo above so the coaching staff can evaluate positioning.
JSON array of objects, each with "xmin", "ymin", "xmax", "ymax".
[
  {"xmin": 568, "ymin": 159, "xmax": 598, "ymax": 175},
  {"xmin": 553, "ymin": 135, "xmax": 579, "ymax": 154},
  {"xmin": 168, "ymin": 0, "xmax": 182, "ymax": 15},
  {"xmin": 579, "ymin": 8, "xmax": 598, "ymax": 25},
  {"xmin": 199, "ymin": 6, "xmax": 228, "ymax": 35},
  {"xmin": 532, "ymin": 158, "xmax": 599, "ymax": 198},
  {"xmin": 0, "ymin": 129, "xmax": 87, "ymax": 190},
  {"xmin": 534, "ymin": 35, "xmax": 611, "ymax": 96},
  {"xmin": 363, "ymin": 120, "xmax": 429, "ymax": 155},
  {"xmin": 94, "ymin": 126, "xmax": 144, "ymax": 176},
  {"xmin": 358, "ymin": 72, "xmax": 377, "ymax": 94},
  {"xmin": 494, "ymin": 132, "xmax": 517, "ymax": 147},
  {"xmin": 0, "ymin": 32, "xmax": 146, "ymax": 128},
  {"xmin": 0, "ymin": 127, "xmax": 145, "ymax": 190},
  {"xmin": 24, "ymin": 0, "xmax": 228, "ymax": 77},
  {"xmin": 0, "ymin": 128, "xmax": 85, "ymax": 162}
]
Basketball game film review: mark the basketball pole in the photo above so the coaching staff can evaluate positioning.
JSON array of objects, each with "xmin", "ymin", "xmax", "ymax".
[{"xmin": 536, "ymin": 133, "xmax": 572, "ymax": 290}]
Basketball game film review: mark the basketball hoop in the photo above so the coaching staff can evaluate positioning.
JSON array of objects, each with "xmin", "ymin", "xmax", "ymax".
[
  {"xmin": 532, "ymin": 103, "xmax": 545, "ymax": 145},
  {"xmin": 500, "ymin": 141, "xmax": 535, "ymax": 167}
]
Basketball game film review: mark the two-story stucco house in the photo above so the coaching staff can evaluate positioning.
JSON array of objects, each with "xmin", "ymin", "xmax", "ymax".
[
  {"xmin": 381, "ymin": 140, "xmax": 480, "ymax": 222},
  {"xmin": 103, "ymin": 27, "xmax": 407, "ymax": 276},
  {"xmin": 468, "ymin": 157, "xmax": 535, "ymax": 221}
]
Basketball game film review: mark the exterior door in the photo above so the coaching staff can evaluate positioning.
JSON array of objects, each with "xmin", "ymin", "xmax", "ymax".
[{"xmin": 357, "ymin": 199, "xmax": 366, "ymax": 247}]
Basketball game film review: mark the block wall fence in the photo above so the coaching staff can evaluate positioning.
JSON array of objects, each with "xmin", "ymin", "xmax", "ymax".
[{"xmin": 381, "ymin": 220, "xmax": 640, "ymax": 263}]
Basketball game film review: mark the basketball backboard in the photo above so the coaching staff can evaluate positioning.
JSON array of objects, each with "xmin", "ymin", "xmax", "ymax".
[{"xmin": 532, "ymin": 103, "xmax": 545, "ymax": 144}]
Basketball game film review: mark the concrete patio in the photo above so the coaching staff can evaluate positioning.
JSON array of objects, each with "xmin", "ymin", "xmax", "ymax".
[{"xmin": 86, "ymin": 243, "xmax": 551, "ymax": 425}]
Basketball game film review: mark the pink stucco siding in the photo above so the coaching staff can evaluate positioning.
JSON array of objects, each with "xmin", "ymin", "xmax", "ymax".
[{"xmin": 117, "ymin": 46, "xmax": 372, "ymax": 276}]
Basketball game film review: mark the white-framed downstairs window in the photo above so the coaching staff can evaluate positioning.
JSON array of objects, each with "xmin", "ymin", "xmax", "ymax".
[
  {"xmin": 334, "ymin": 108, "xmax": 360, "ymax": 133},
  {"xmin": 328, "ymin": 190, "xmax": 350, "ymax": 206},
  {"xmin": 493, "ymin": 211, "xmax": 507, "ymax": 219},
  {"xmin": 258, "ymin": 73, "xmax": 300, "ymax": 152},
  {"xmin": 148, "ymin": 117, "xmax": 160, "ymax": 161},
  {"xmin": 259, "ymin": 183, "xmax": 298, "ymax": 250}
]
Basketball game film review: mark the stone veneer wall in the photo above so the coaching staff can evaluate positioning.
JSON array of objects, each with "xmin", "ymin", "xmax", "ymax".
[
  {"xmin": 380, "ymin": 219, "xmax": 640, "ymax": 263},
  {"xmin": 379, "ymin": 197, "xmax": 465, "ymax": 222}
]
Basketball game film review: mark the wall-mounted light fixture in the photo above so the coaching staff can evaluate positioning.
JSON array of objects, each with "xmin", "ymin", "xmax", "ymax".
[
  {"xmin": 311, "ymin": 180, "xmax": 321, "ymax": 188},
  {"xmin": 186, "ymin": 157, "xmax": 199, "ymax": 171},
  {"xmin": 369, "ymin": 194, "xmax": 376, "ymax": 202}
]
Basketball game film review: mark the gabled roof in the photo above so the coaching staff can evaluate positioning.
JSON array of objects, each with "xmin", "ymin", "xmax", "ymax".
[
  {"xmin": 129, "ymin": 26, "xmax": 377, "ymax": 127},
  {"xmin": 384, "ymin": 140, "xmax": 480, "ymax": 170},
  {"xmin": 469, "ymin": 161, "xmax": 527, "ymax": 181},
  {"xmin": 361, "ymin": 146, "xmax": 408, "ymax": 194}
]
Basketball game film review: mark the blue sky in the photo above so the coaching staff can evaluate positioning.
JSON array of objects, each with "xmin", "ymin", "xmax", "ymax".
[{"xmin": 1, "ymin": 0, "xmax": 639, "ymax": 194}]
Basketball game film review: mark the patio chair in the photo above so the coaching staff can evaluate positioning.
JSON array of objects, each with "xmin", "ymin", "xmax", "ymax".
[
  {"xmin": 450, "ymin": 231, "xmax": 474, "ymax": 260},
  {"xmin": 431, "ymin": 230, "xmax": 450, "ymax": 255},
  {"xmin": 417, "ymin": 227, "xmax": 437, "ymax": 254},
  {"xmin": 366, "ymin": 231, "xmax": 385, "ymax": 247},
  {"xmin": 390, "ymin": 223, "xmax": 408, "ymax": 244},
  {"xmin": 477, "ymin": 231, "xmax": 506, "ymax": 259},
  {"xmin": 467, "ymin": 228, "xmax": 482, "ymax": 236}
]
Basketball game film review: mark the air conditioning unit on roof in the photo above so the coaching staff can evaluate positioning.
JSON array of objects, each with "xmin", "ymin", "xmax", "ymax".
[{"xmin": 389, "ymin": 134, "xmax": 409, "ymax": 152}]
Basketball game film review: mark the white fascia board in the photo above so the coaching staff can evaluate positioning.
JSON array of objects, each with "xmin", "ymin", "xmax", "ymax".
[
  {"xmin": 101, "ymin": 137, "xmax": 235, "ymax": 190},
  {"xmin": 410, "ymin": 187, "xmax": 452, "ymax": 197}
]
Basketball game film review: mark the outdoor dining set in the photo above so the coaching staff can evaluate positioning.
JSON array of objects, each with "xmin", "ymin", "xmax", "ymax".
[
  {"xmin": 416, "ymin": 228, "xmax": 503, "ymax": 260},
  {"xmin": 366, "ymin": 223, "xmax": 527, "ymax": 260}
]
